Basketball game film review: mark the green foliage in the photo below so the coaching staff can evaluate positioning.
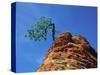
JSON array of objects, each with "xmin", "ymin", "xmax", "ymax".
[{"xmin": 25, "ymin": 17, "xmax": 56, "ymax": 41}]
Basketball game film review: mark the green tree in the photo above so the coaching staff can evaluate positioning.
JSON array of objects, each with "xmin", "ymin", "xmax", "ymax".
[{"xmin": 25, "ymin": 17, "xmax": 56, "ymax": 41}]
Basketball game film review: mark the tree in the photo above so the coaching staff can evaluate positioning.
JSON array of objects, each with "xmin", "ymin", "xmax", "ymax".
[{"xmin": 25, "ymin": 17, "xmax": 56, "ymax": 41}]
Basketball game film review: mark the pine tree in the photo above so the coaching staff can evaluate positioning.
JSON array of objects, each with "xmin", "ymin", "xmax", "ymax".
[{"xmin": 25, "ymin": 17, "xmax": 56, "ymax": 41}]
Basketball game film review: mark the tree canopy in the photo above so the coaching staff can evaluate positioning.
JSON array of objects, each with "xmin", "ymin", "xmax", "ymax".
[{"xmin": 25, "ymin": 17, "xmax": 56, "ymax": 41}]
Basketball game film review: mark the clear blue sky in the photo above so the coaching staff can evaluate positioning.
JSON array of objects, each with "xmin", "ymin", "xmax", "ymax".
[{"xmin": 15, "ymin": 2, "xmax": 97, "ymax": 72}]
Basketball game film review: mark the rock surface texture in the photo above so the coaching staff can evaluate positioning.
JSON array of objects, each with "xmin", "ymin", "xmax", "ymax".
[{"xmin": 37, "ymin": 32, "xmax": 97, "ymax": 71}]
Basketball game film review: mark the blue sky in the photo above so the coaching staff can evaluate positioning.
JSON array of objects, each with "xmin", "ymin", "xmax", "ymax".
[{"xmin": 15, "ymin": 2, "xmax": 97, "ymax": 72}]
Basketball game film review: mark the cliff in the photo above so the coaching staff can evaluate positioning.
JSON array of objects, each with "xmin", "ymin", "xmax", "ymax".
[{"xmin": 37, "ymin": 32, "xmax": 97, "ymax": 71}]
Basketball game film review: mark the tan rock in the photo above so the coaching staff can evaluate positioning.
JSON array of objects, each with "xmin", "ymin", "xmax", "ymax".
[{"xmin": 36, "ymin": 32, "xmax": 97, "ymax": 72}]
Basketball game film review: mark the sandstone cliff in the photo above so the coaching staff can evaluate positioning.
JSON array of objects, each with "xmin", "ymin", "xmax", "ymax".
[{"xmin": 37, "ymin": 32, "xmax": 97, "ymax": 71}]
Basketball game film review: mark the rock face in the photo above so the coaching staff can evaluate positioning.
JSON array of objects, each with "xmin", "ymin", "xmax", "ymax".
[{"xmin": 37, "ymin": 32, "xmax": 97, "ymax": 71}]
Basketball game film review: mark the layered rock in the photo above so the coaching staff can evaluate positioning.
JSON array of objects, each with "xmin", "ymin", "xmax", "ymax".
[{"xmin": 37, "ymin": 32, "xmax": 97, "ymax": 71}]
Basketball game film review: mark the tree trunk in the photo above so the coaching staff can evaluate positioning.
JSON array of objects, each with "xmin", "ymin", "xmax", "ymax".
[{"xmin": 52, "ymin": 24, "xmax": 55, "ymax": 41}]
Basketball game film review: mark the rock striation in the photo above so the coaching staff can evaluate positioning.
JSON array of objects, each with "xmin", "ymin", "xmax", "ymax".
[{"xmin": 37, "ymin": 32, "xmax": 97, "ymax": 71}]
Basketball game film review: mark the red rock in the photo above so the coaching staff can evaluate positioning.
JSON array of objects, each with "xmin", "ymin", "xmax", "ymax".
[{"xmin": 37, "ymin": 32, "xmax": 97, "ymax": 72}]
